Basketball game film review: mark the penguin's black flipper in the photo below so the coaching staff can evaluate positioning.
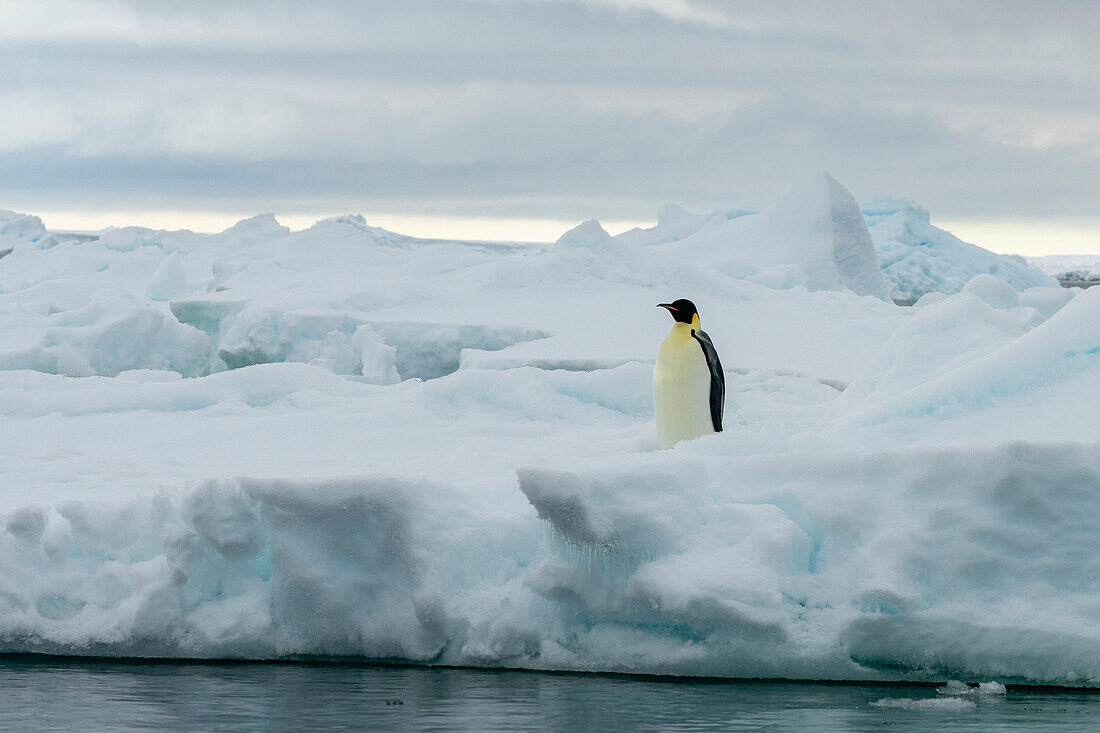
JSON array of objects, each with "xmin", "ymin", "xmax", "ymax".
[{"xmin": 691, "ymin": 329, "xmax": 725, "ymax": 432}]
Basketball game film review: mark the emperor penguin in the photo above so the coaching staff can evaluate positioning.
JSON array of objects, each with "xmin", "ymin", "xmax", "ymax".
[{"xmin": 653, "ymin": 299, "xmax": 724, "ymax": 449}]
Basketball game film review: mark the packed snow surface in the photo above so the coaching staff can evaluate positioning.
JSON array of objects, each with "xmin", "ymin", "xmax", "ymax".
[{"xmin": 1, "ymin": 179, "xmax": 1099, "ymax": 686}]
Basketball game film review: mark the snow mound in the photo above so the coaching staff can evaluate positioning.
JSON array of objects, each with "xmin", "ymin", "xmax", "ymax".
[
  {"xmin": 657, "ymin": 203, "xmax": 696, "ymax": 227},
  {"xmin": 840, "ymin": 285, "xmax": 1100, "ymax": 441},
  {"xmin": 0, "ymin": 289, "xmax": 209, "ymax": 377},
  {"xmin": 865, "ymin": 199, "xmax": 1055, "ymax": 301},
  {"xmin": 145, "ymin": 252, "xmax": 190, "ymax": 301},
  {"xmin": 0, "ymin": 210, "xmax": 47, "ymax": 243},
  {"xmin": 844, "ymin": 290, "xmax": 1027, "ymax": 399},
  {"xmin": 1017, "ymin": 286, "xmax": 1076, "ymax": 319},
  {"xmin": 615, "ymin": 205, "xmax": 754, "ymax": 246},
  {"xmin": 555, "ymin": 219, "xmax": 613, "ymax": 248},
  {"xmin": 302, "ymin": 214, "xmax": 417, "ymax": 248},
  {"xmin": 218, "ymin": 213, "xmax": 290, "ymax": 240},
  {"xmin": 665, "ymin": 173, "xmax": 891, "ymax": 300},
  {"xmin": 207, "ymin": 305, "xmax": 548, "ymax": 379},
  {"xmin": 960, "ymin": 273, "xmax": 1019, "ymax": 310}
]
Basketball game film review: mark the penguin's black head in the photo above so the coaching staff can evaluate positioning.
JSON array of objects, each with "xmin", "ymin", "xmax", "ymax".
[{"xmin": 658, "ymin": 299, "xmax": 698, "ymax": 324}]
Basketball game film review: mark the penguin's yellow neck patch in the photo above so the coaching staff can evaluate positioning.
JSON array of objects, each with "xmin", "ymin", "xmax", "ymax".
[
  {"xmin": 666, "ymin": 313, "xmax": 701, "ymax": 341},
  {"xmin": 668, "ymin": 317, "xmax": 700, "ymax": 341}
]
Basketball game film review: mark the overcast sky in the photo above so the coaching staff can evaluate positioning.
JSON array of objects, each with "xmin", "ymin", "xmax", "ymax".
[{"xmin": 1, "ymin": 0, "xmax": 1098, "ymax": 252}]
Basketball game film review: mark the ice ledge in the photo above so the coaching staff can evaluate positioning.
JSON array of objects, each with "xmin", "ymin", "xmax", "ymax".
[
  {"xmin": 0, "ymin": 443, "xmax": 1098, "ymax": 685},
  {"xmin": 516, "ymin": 442, "xmax": 1100, "ymax": 683}
]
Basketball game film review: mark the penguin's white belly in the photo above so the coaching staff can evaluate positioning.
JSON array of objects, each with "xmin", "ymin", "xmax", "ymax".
[{"xmin": 653, "ymin": 336, "xmax": 713, "ymax": 449}]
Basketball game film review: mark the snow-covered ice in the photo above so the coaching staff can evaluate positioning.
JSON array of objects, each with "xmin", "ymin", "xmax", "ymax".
[
  {"xmin": 1, "ymin": 176, "xmax": 1098, "ymax": 686},
  {"xmin": 653, "ymin": 173, "xmax": 892, "ymax": 300},
  {"xmin": 869, "ymin": 679, "xmax": 1005, "ymax": 711},
  {"xmin": 864, "ymin": 199, "xmax": 1055, "ymax": 302},
  {"xmin": 936, "ymin": 680, "xmax": 1007, "ymax": 696}
]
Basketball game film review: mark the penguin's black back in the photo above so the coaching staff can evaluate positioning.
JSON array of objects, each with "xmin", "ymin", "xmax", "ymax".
[{"xmin": 690, "ymin": 329, "xmax": 724, "ymax": 432}]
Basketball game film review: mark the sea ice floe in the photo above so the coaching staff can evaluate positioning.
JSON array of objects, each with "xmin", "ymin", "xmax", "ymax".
[
  {"xmin": 871, "ymin": 697, "xmax": 976, "ymax": 711},
  {"xmin": 0, "ymin": 178, "xmax": 1097, "ymax": 684}
]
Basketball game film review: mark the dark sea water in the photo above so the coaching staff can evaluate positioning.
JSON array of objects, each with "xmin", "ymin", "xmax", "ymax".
[{"xmin": 1, "ymin": 658, "xmax": 1097, "ymax": 732}]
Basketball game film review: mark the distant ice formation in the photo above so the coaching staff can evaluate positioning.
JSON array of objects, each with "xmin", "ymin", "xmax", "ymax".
[
  {"xmin": 629, "ymin": 172, "xmax": 892, "ymax": 300},
  {"xmin": 863, "ymin": 198, "xmax": 1055, "ymax": 301},
  {"xmin": 1027, "ymin": 254, "xmax": 1100, "ymax": 285}
]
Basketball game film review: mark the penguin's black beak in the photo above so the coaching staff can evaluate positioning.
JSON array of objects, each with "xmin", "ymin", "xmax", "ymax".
[{"xmin": 657, "ymin": 303, "xmax": 676, "ymax": 313}]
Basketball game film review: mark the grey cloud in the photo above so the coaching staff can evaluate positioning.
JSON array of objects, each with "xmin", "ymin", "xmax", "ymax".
[
  {"xmin": 2, "ymin": 98, "xmax": 1095, "ymax": 221},
  {"xmin": 0, "ymin": 0, "xmax": 1097, "ymax": 221}
]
